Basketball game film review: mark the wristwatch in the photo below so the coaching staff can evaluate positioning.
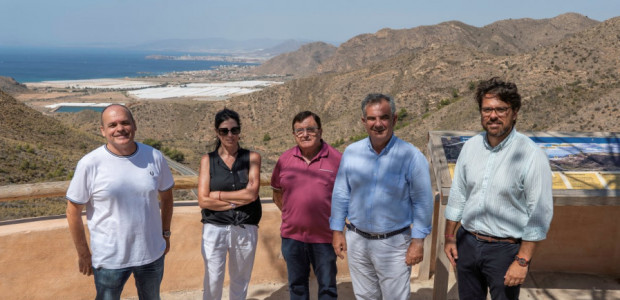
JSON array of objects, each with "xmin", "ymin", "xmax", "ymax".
[
  {"xmin": 163, "ymin": 230, "xmax": 172, "ymax": 238},
  {"xmin": 514, "ymin": 255, "xmax": 530, "ymax": 267}
]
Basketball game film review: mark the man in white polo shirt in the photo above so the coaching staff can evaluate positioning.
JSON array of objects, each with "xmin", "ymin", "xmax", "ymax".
[{"xmin": 66, "ymin": 104, "xmax": 174, "ymax": 299}]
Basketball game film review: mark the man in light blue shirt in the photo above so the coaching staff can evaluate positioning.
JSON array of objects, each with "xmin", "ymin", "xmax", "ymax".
[
  {"xmin": 330, "ymin": 93, "xmax": 433, "ymax": 300},
  {"xmin": 444, "ymin": 77, "xmax": 553, "ymax": 300}
]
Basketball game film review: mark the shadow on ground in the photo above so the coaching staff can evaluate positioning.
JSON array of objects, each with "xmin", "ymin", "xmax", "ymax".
[{"xmin": 255, "ymin": 282, "xmax": 437, "ymax": 300}]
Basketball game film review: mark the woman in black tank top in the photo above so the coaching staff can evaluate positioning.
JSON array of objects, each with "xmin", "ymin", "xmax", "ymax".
[{"xmin": 197, "ymin": 108, "xmax": 262, "ymax": 300}]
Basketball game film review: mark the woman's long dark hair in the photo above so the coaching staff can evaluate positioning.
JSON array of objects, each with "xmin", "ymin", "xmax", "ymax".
[{"xmin": 214, "ymin": 108, "xmax": 241, "ymax": 151}]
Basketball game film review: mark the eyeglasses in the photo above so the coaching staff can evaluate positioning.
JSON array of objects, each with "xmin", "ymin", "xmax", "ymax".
[
  {"xmin": 481, "ymin": 106, "xmax": 512, "ymax": 116},
  {"xmin": 293, "ymin": 126, "xmax": 319, "ymax": 136},
  {"xmin": 217, "ymin": 127, "xmax": 241, "ymax": 136}
]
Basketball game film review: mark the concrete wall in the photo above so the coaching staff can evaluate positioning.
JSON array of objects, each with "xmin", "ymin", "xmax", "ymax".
[
  {"xmin": 0, "ymin": 204, "xmax": 349, "ymax": 300},
  {"xmin": 0, "ymin": 203, "xmax": 617, "ymax": 299}
]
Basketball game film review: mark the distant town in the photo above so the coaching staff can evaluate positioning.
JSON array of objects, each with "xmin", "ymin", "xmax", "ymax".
[{"xmin": 146, "ymin": 54, "xmax": 267, "ymax": 64}]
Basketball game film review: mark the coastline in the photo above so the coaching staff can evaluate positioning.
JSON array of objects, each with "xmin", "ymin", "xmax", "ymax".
[
  {"xmin": 0, "ymin": 46, "xmax": 262, "ymax": 83},
  {"xmin": 17, "ymin": 60, "xmax": 287, "ymax": 103},
  {"xmin": 8, "ymin": 61, "xmax": 290, "ymax": 115}
]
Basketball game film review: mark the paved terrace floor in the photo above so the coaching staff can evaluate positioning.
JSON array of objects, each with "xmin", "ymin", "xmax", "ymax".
[{"xmin": 123, "ymin": 271, "xmax": 620, "ymax": 300}]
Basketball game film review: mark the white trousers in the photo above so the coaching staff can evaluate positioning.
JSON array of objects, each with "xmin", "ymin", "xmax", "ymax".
[
  {"xmin": 202, "ymin": 223, "xmax": 258, "ymax": 300},
  {"xmin": 346, "ymin": 229, "xmax": 412, "ymax": 300}
]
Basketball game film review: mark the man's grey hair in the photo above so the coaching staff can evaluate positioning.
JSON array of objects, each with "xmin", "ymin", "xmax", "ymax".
[{"xmin": 361, "ymin": 93, "xmax": 396, "ymax": 118}]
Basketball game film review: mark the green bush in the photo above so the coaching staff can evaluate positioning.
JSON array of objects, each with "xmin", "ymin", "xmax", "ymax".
[
  {"xmin": 438, "ymin": 98, "xmax": 452, "ymax": 109},
  {"xmin": 143, "ymin": 138, "xmax": 162, "ymax": 150},
  {"xmin": 451, "ymin": 89, "xmax": 459, "ymax": 98},
  {"xmin": 144, "ymin": 139, "xmax": 184, "ymax": 162},
  {"xmin": 166, "ymin": 149, "xmax": 185, "ymax": 163}
]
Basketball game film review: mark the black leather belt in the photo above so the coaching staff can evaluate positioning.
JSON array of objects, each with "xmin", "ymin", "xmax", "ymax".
[{"xmin": 346, "ymin": 223, "xmax": 409, "ymax": 240}]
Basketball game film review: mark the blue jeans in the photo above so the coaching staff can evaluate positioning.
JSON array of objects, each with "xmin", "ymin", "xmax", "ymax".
[
  {"xmin": 281, "ymin": 238, "xmax": 337, "ymax": 300},
  {"xmin": 93, "ymin": 254, "xmax": 165, "ymax": 300}
]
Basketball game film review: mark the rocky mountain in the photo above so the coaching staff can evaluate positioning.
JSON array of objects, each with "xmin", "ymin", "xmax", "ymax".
[
  {"xmin": 0, "ymin": 76, "xmax": 29, "ymax": 95},
  {"xmin": 483, "ymin": 12, "xmax": 601, "ymax": 52},
  {"xmin": 253, "ymin": 39, "xmax": 317, "ymax": 57},
  {"xmin": 255, "ymin": 13, "xmax": 600, "ymax": 76},
  {"xmin": 252, "ymin": 42, "xmax": 337, "ymax": 77}
]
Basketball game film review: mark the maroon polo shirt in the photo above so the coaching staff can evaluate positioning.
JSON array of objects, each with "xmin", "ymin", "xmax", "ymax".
[{"xmin": 271, "ymin": 141, "xmax": 342, "ymax": 243}]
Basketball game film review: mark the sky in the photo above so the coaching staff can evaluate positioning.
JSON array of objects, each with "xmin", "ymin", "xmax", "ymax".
[{"xmin": 1, "ymin": 0, "xmax": 619, "ymax": 47}]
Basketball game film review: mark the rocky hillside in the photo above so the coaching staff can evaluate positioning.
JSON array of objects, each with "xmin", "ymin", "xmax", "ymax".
[
  {"xmin": 483, "ymin": 12, "xmax": 600, "ymax": 53},
  {"xmin": 252, "ymin": 42, "xmax": 337, "ymax": 77},
  {"xmin": 0, "ymin": 90, "xmax": 101, "ymax": 184},
  {"xmin": 256, "ymin": 13, "xmax": 600, "ymax": 76},
  {"xmin": 0, "ymin": 76, "xmax": 30, "ymax": 95}
]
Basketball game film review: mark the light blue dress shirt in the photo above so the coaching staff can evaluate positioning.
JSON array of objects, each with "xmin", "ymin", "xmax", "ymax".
[
  {"xmin": 329, "ymin": 135, "xmax": 433, "ymax": 239},
  {"xmin": 445, "ymin": 128, "xmax": 554, "ymax": 241}
]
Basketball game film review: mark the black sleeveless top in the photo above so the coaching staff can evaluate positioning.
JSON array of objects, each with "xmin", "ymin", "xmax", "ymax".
[{"xmin": 201, "ymin": 148, "xmax": 262, "ymax": 226}]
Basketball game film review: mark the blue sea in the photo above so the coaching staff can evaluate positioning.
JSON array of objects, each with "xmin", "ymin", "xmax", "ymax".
[{"xmin": 0, "ymin": 47, "xmax": 254, "ymax": 83}]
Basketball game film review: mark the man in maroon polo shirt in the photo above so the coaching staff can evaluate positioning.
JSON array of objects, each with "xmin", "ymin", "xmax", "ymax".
[{"xmin": 271, "ymin": 111, "xmax": 342, "ymax": 300}]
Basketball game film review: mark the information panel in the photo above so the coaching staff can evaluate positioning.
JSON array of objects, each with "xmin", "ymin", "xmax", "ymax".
[{"xmin": 440, "ymin": 135, "xmax": 620, "ymax": 190}]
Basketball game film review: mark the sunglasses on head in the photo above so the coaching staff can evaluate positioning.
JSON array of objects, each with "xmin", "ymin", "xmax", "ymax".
[{"xmin": 217, "ymin": 127, "xmax": 241, "ymax": 136}]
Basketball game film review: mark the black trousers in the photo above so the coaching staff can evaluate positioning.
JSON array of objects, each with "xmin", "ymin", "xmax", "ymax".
[{"xmin": 456, "ymin": 227, "xmax": 521, "ymax": 300}]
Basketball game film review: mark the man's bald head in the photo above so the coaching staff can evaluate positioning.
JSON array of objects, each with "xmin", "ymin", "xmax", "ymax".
[{"xmin": 100, "ymin": 104, "xmax": 135, "ymax": 127}]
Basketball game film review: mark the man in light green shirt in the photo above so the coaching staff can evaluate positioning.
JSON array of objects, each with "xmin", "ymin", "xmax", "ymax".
[{"xmin": 444, "ymin": 77, "xmax": 553, "ymax": 300}]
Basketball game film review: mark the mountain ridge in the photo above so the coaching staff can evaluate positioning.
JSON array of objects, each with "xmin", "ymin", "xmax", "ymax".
[{"xmin": 256, "ymin": 13, "xmax": 600, "ymax": 77}]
